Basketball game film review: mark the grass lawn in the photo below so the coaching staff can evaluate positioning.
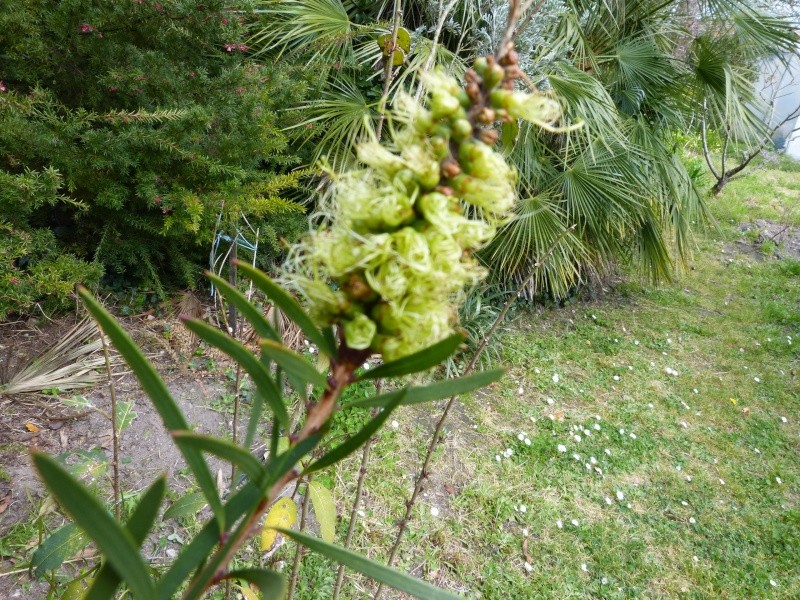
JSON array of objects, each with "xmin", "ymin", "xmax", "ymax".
[
  {"xmin": 2, "ymin": 161, "xmax": 796, "ymax": 600},
  {"xmin": 307, "ymin": 162, "xmax": 800, "ymax": 599}
]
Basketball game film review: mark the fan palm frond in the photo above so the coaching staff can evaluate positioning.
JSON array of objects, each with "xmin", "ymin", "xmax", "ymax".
[
  {"xmin": 289, "ymin": 79, "xmax": 378, "ymax": 170},
  {"xmin": 481, "ymin": 194, "xmax": 587, "ymax": 299},
  {"xmin": 251, "ymin": 0, "xmax": 364, "ymax": 65}
]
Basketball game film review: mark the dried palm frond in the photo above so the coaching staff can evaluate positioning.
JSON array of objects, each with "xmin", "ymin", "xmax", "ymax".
[
  {"xmin": 0, "ymin": 318, "xmax": 112, "ymax": 395},
  {"xmin": 253, "ymin": 305, "xmax": 304, "ymax": 352}
]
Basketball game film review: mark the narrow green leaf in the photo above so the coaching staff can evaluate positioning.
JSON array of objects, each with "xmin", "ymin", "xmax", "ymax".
[
  {"xmin": 85, "ymin": 477, "xmax": 166, "ymax": 600},
  {"xmin": 322, "ymin": 327, "xmax": 337, "ymax": 356},
  {"xmin": 260, "ymin": 340, "xmax": 328, "ymax": 388},
  {"xmin": 182, "ymin": 319, "xmax": 289, "ymax": 429},
  {"xmin": 358, "ymin": 334, "xmax": 464, "ymax": 380},
  {"xmin": 501, "ymin": 120, "xmax": 519, "ymax": 152},
  {"xmin": 78, "ymin": 288, "xmax": 224, "ymax": 531},
  {"xmin": 266, "ymin": 434, "xmax": 323, "ymax": 488},
  {"xmin": 234, "ymin": 261, "xmax": 337, "ymax": 358},
  {"xmin": 245, "ymin": 389, "xmax": 267, "ymax": 451},
  {"xmin": 172, "ymin": 432, "xmax": 265, "ymax": 484},
  {"xmin": 157, "ymin": 483, "xmax": 262, "ymax": 600},
  {"xmin": 114, "ymin": 400, "xmax": 136, "ymax": 432},
  {"xmin": 31, "ymin": 523, "xmax": 88, "ymax": 578},
  {"xmin": 158, "ymin": 437, "xmax": 322, "ymax": 599},
  {"xmin": 162, "ymin": 492, "xmax": 207, "ymax": 521},
  {"xmin": 304, "ymin": 392, "xmax": 405, "ymax": 475},
  {"xmin": 279, "ymin": 529, "xmax": 460, "ymax": 599},
  {"xmin": 269, "ymin": 415, "xmax": 280, "ymax": 458},
  {"xmin": 32, "ymin": 453, "xmax": 155, "ymax": 600},
  {"xmin": 308, "ymin": 481, "xmax": 337, "ymax": 543},
  {"xmin": 205, "ymin": 272, "xmax": 281, "ymax": 343},
  {"xmin": 224, "ymin": 569, "xmax": 285, "ymax": 600},
  {"xmin": 346, "ymin": 369, "xmax": 505, "ymax": 409}
]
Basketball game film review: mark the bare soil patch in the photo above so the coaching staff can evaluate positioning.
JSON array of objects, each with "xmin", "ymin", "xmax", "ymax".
[
  {"xmin": 0, "ymin": 311, "xmax": 240, "ymax": 594},
  {"xmin": 737, "ymin": 219, "xmax": 800, "ymax": 260}
]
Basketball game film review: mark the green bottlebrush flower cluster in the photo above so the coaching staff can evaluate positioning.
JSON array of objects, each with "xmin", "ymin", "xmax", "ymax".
[{"xmin": 285, "ymin": 56, "xmax": 560, "ymax": 361}]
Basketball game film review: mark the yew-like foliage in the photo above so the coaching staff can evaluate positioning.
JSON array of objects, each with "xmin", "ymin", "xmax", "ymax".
[{"xmin": 0, "ymin": 0, "xmax": 310, "ymax": 316}]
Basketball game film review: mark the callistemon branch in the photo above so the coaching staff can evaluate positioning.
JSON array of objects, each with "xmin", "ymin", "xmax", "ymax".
[{"xmin": 189, "ymin": 43, "xmax": 560, "ymax": 596}]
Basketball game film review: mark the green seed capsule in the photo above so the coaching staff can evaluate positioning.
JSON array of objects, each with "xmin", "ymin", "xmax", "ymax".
[
  {"xmin": 414, "ymin": 111, "xmax": 434, "ymax": 134},
  {"xmin": 429, "ymin": 136, "xmax": 449, "ymax": 159},
  {"xmin": 489, "ymin": 88, "xmax": 511, "ymax": 109},
  {"xmin": 456, "ymin": 90, "xmax": 471, "ymax": 109},
  {"xmin": 431, "ymin": 93, "xmax": 461, "ymax": 119},
  {"xmin": 483, "ymin": 64, "xmax": 505, "ymax": 90},
  {"xmin": 473, "ymin": 57, "xmax": 488, "ymax": 77},
  {"xmin": 432, "ymin": 123, "xmax": 451, "ymax": 139},
  {"xmin": 451, "ymin": 118, "xmax": 473, "ymax": 142}
]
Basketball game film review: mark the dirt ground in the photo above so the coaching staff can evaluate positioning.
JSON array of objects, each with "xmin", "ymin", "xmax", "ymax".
[
  {"xmin": 0, "ymin": 309, "xmax": 240, "ymax": 596},
  {"xmin": 1, "ymin": 219, "xmax": 794, "ymax": 595},
  {"xmin": 736, "ymin": 219, "xmax": 800, "ymax": 260}
]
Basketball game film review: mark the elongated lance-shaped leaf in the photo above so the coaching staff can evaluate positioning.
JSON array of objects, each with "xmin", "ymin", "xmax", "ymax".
[
  {"xmin": 260, "ymin": 339, "xmax": 328, "ymax": 388},
  {"xmin": 269, "ymin": 415, "xmax": 280, "ymax": 458},
  {"xmin": 246, "ymin": 389, "xmax": 267, "ymax": 452},
  {"xmin": 175, "ymin": 433, "xmax": 325, "ymax": 600},
  {"xmin": 32, "ymin": 453, "xmax": 156, "ymax": 600},
  {"xmin": 304, "ymin": 391, "xmax": 405, "ymax": 475},
  {"xmin": 234, "ymin": 261, "xmax": 337, "ymax": 358},
  {"xmin": 206, "ymin": 272, "xmax": 281, "ymax": 342},
  {"xmin": 85, "ymin": 477, "xmax": 166, "ymax": 600},
  {"xmin": 31, "ymin": 523, "xmax": 88, "ymax": 578},
  {"xmin": 162, "ymin": 492, "xmax": 206, "ymax": 522},
  {"xmin": 182, "ymin": 319, "xmax": 289, "ymax": 429},
  {"xmin": 158, "ymin": 434, "xmax": 322, "ymax": 599},
  {"xmin": 182, "ymin": 430, "xmax": 317, "ymax": 600},
  {"xmin": 322, "ymin": 326, "xmax": 337, "ymax": 355},
  {"xmin": 209, "ymin": 272, "xmax": 306, "ymax": 399},
  {"xmin": 278, "ymin": 529, "xmax": 460, "ymax": 600},
  {"xmin": 172, "ymin": 432, "xmax": 265, "ymax": 484},
  {"xmin": 359, "ymin": 334, "xmax": 465, "ymax": 380},
  {"xmin": 224, "ymin": 569, "xmax": 286, "ymax": 600},
  {"xmin": 346, "ymin": 369, "xmax": 505, "ymax": 409},
  {"xmin": 77, "ymin": 287, "xmax": 225, "ymax": 531},
  {"xmin": 265, "ymin": 434, "xmax": 322, "ymax": 489},
  {"xmin": 157, "ymin": 481, "xmax": 261, "ymax": 600}
]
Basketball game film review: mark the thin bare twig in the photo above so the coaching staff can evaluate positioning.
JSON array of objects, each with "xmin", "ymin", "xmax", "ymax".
[
  {"xmin": 374, "ymin": 225, "xmax": 576, "ymax": 599},
  {"xmin": 99, "ymin": 331, "xmax": 120, "ymax": 520},
  {"xmin": 496, "ymin": 0, "xmax": 524, "ymax": 61},
  {"xmin": 375, "ymin": 0, "xmax": 403, "ymax": 141},
  {"xmin": 332, "ymin": 381, "xmax": 383, "ymax": 600},
  {"xmin": 287, "ymin": 478, "xmax": 312, "ymax": 600},
  {"xmin": 413, "ymin": 0, "xmax": 460, "ymax": 102},
  {"xmin": 514, "ymin": 0, "xmax": 547, "ymax": 41}
]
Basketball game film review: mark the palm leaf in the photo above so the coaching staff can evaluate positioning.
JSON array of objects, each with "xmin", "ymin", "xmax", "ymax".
[{"xmin": 0, "ymin": 319, "xmax": 113, "ymax": 395}]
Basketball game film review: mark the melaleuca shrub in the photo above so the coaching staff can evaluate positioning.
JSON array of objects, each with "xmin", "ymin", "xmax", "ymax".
[
  {"xmin": 0, "ymin": 0, "xmax": 310, "ymax": 303},
  {"xmin": 284, "ymin": 54, "xmax": 560, "ymax": 360}
]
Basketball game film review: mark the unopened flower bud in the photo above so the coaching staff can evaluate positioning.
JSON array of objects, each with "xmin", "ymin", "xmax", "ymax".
[{"xmin": 343, "ymin": 313, "xmax": 377, "ymax": 350}]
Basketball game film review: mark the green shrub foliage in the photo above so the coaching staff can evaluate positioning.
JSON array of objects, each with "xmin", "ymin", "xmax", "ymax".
[{"xmin": 0, "ymin": 0, "xmax": 309, "ymax": 316}]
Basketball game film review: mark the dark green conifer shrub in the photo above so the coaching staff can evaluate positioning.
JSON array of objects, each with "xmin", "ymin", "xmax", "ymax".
[{"xmin": 0, "ymin": 0, "xmax": 310, "ymax": 318}]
